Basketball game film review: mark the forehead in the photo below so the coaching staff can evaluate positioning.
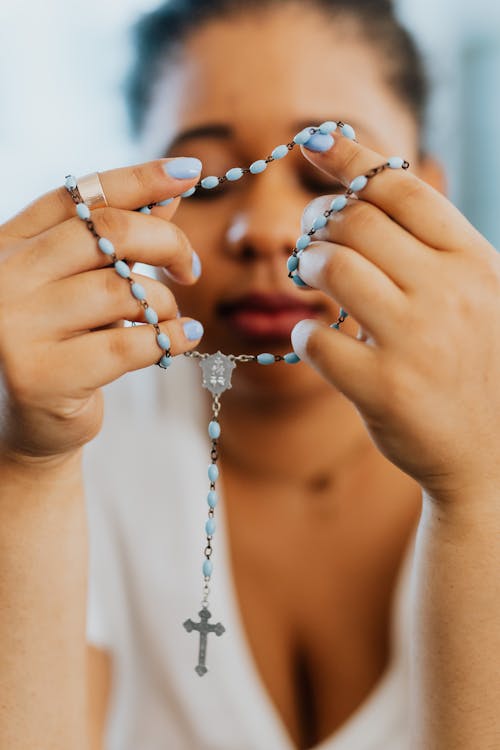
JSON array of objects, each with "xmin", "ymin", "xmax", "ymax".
[{"xmin": 142, "ymin": 5, "xmax": 418, "ymax": 157}]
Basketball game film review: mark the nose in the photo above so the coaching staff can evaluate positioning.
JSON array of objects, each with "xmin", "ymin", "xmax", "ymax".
[{"xmin": 223, "ymin": 167, "xmax": 304, "ymax": 271}]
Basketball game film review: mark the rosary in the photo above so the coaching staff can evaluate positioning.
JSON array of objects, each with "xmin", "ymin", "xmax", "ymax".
[{"xmin": 65, "ymin": 120, "xmax": 409, "ymax": 676}]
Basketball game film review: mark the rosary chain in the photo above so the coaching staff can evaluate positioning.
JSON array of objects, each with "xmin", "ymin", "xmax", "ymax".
[{"xmin": 65, "ymin": 120, "xmax": 411, "ymax": 654}]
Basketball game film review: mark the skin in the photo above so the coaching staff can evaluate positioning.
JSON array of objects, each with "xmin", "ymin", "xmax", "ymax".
[{"xmin": 0, "ymin": 4, "xmax": 498, "ymax": 750}]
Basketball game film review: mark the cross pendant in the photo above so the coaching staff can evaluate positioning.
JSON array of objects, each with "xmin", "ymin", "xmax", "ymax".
[{"xmin": 183, "ymin": 608, "xmax": 226, "ymax": 676}]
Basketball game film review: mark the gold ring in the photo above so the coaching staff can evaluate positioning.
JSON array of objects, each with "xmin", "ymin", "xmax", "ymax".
[{"xmin": 76, "ymin": 172, "xmax": 109, "ymax": 209}]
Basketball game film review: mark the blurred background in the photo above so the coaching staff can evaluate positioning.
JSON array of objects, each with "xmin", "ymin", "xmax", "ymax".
[{"xmin": 0, "ymin": 0, "xmax": 499, "ymax": 246}]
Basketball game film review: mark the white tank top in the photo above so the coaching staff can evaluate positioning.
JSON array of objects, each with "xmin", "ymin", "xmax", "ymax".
[{"xmin": 84, "ymin": 356, "xmax": 416, "ymax": 750}]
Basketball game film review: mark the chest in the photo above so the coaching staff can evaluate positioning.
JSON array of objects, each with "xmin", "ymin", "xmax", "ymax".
[{"xmin": 220, "ymin": 465, "xmax": 421, "ymax": 749}]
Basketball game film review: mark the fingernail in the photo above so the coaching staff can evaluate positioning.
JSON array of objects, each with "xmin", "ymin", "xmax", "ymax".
[
  {"xmin": 192, "ymin": 250, "xmax": 202, "ymax": 279},
  {"xmin": 291, "ymin": 273, "xmax": 309, "ymax": 288},
  {"xmin": 304, "ymin": 133, "xmax": 335, "ymax": 153},
  {"xmin": 183, "ymin": 319, "xmax": 204, "ymax": 340},
  {"xmin": 163, "ymin": 157, "xmax": 202, "ymax": 180}
]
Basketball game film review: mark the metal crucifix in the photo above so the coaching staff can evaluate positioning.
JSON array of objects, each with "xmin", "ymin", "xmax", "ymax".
[{"xmin": 183, "ymin": 608, "xmax": 226, "ymax": 676}]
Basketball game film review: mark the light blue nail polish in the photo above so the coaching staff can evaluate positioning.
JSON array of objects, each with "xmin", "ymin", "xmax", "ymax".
[
  {"xmin": 163, "ymin": 157, "xmax": 202, "ymax": 180},
  {"xmin": 183, "ymin": 319, "xmax": 204, "ymax": 340},
  {"xmin": 192, "ymin": 250, "xmax": 202, "ymax": 279},
  {"xmin": 304, "ymin": 133, "xmax": 334, "ymax": 153}
]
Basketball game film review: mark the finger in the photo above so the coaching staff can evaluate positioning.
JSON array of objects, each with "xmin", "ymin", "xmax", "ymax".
[
  {"xmin": 302, "ymin": 195, "xmax": 433, "ymax": 291},
  {"xmin": 57, "ymin": 317, "xmax": 204, "ymax": 392},
  {"xmin": 291, "ymin": 318, "xmax": 381, "ymax": 413},
  {"xmin": 296, "ymin": 240, "xmax": 407, "ymax": 341},
  {"xmin": 35, "ymin": 270, "xmax": 178, "ymax": 335},
  {"xmin": 301, "ymin": 131, "xmax": 479, "ymax": 251},
  {"xmin": 2, "ymin": 157, "xmax": 203, "ymax": 239},
  {"xmin": 13, "ymin": 209, "xmax": 199, "ymax": 286}
]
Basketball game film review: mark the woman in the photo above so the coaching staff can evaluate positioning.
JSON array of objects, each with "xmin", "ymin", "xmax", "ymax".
[{"xmin": 0, "ymin": 1, "xmax": 498, "ymax": 749}]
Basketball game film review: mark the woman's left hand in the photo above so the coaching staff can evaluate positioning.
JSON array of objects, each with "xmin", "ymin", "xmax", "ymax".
[{"xmin": 291, "ymin": 135, "xmax": 500, "ymax": 503}]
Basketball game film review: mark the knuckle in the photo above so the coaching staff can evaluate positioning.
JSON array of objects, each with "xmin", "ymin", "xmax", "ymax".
[
  {"xmin": 323, "ymin": 246, "xmax": 352, "ymax": 283},
  {"xmin": 106, "ymin": 331, "xmax": 130, "ymax": 363},
  {"xmin": 345, "ymin": 200, "xmax": 375, "ymax": 234},
  {"xmin": 170, "ymin": 222, "xmax": 191, "ymax": 255},
  {"xmin": 130, "ymin": 165, "xmax": 150, "ymax": 194},
  {"xmin": 397, "ymin": 176, "xmax": 427, "ymax": 205},
  {"xmin": 103, "ymin": 268, "xmax": 122, "ymax": 298},
  {"xmin": 93, "ymin": 207, "xmax": 128, "ymax": 245},
  {"xmin": 336, "ymin": 142, "xmax": 363, "ymax": 182}
]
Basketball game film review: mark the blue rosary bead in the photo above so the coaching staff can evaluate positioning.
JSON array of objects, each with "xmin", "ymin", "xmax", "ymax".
[
  {"xmin": 76, "ymin": 203, "xmax": 90, "ymax": 220},
  {"xmin": 114, "ymin": 260, "xmax": 131, "ymax": 279},
  {"xmin": 208, "ymin": 421, "xmax": 221, "ymax": 439},
  {"xmin": 340, "ymin": 308, "xmax": 349, "ymax": 318},
  {"xmin": 287, "ymin": 255, "xmax": 299, "ymax": 273},
  {"xmin": 341, "ymin": 123, "xmax": 356, "ymax": 140},
  {"xmin": 203, "ymin": 560, "xmax": 213, "ymax": 577},
  {"xmin": 157, "ymin": 332, "xmax": 171, "ymax": 350},
  {"xmin": 144, "ymin": 307, "xmax": 159, "ymax": 325},
  {"xmin": 158, "ymin": 197, "xmax": 174, "ymax": 206},
  {"xmin": 159, "ymin": 355, "xmax": 173, "ymax": 368},
  {"xmin": 331, "ymin": 195, "xmax": 348, "ymax": 212},
  {"xmin": 98, "ymin": 237, "xmax": 114, "ymax": 256},
  {"xmin": 284, "ymin": 352, "xmax": 300, "ymax": 364},
  {"xmin": 131, "ymin": 282, "xmax": 146, "ymax": 301},
  {"xmin": 208, "ymin": 464, "xmax": 219, "ymax": 482},
  {"xmin": 293, "ymin": 128, "xmax": 313, "ymax": 145},
  {"xmin": 271, "ymin": 144, "xmax": 289, "ymax": 160},
  {"xmin": 201, "ymin": 176, "xmax": 219, "ymax": 190},
  {"xmin": 205, "ymin": 518, "xmax": 216, "ymax": 536},
  {"xmin": 65, "ymin": 175, "xmax": 77, "ymax": 190},
  {"xmin": 249, "ymin": 159, "xmax": 267, "ymax": 174},
  {"xmin": 331, "ymin": 323, "xmax": 340, "ymax": 329},
  {"xmin": 291, "ymin": 274, "xmax": 308, "ymax": 287},
  {"xmin": 257, "ymin": 353, "xmax": 275, "ymax": 365},
  {"xmin": 319, "ymin": 120, "xmax": 337, "ymax": 134},
  {"xmin": 350, "ymin": 175, "xmax": 368, "ymax": 192},
  {"xmin": 181, "ymin": 186, "xmax": 196, "ymax": 198},
  {"xmin": 226, "ymin": 167, "xmax": 244, "ymax": 181},
  {"xmin": 139, "ymin": 206, "xmax": 151, "ymax": 214},
  {"xmin": 312, "ymin": 214, "xmax": 328, "ymax": 231},
  {"xmin": 388, "ymin": 156, "xmax": 405, "ymax": 169},
  {"xmin": 207, "ymin": 490, "xmax": 218, "ymax": 508},
  {"xmin": 296, "ymin": 234, "xmax": 311, "ymax": 251}
]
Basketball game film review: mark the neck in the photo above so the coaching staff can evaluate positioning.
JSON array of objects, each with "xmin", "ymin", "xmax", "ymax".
[{"xmin": 212, "ymin": 378, "xmax": 374, "ymax": 488}]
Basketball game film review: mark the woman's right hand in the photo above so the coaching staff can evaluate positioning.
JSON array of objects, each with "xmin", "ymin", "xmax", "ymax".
[{"xmin": 0, "ymin": 158, "xmax": 204, "ymax": 462}]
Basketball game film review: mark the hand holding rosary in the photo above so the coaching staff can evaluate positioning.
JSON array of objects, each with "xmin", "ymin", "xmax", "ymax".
[{"xmin": 65, "ymin": 119, "xmax": 410, "ymax": 676}]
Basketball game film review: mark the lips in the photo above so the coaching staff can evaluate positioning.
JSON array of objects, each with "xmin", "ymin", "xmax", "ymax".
[{"xmin": 217, "ymin": 292, "xmax": 323, "ymax": 341}]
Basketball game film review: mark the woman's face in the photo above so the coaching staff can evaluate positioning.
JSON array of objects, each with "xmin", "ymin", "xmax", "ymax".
[{"xmin": 143, "ymin": 5, "xmax": 431, "ymax": 399}]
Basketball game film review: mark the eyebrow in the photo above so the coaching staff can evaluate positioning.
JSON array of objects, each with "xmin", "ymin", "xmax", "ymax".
[{"xmin": 165, "ymin": 118, "xmax": 376, "ymax": 153}]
